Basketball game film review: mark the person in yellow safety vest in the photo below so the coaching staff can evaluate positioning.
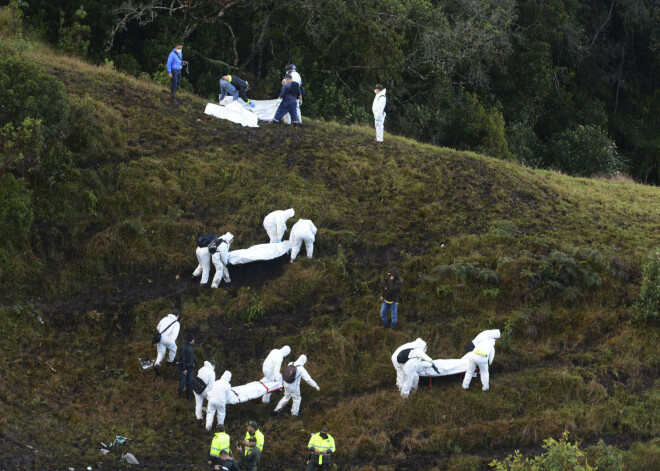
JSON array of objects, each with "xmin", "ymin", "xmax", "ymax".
[
  {"xmin": 208, "ymin": 424, "xmax": 231, "ymax": 467},
  {"xmin": 305, "ymin": 428, "xmax": 335, "ymax": 471},
  {"xmin": 236, "ymin": 420, "xmax": 263, "ymax": 471}
]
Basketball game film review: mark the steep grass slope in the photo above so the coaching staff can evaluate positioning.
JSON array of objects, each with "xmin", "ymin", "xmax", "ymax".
[{"xmin": 1, "ymin": 38, "xmax": 659, "ymax": 470}]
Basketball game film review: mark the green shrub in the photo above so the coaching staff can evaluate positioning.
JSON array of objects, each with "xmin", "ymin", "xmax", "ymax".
[
  {"xmin": 0, "ymin": 54, "xmax": 71, "ymax": 183},
  {"xmin": 65, "ymin": 94, "xmax": 123, "ymax": 164},
  {"xmin": 545, "ymin": 125, "xmax": 626, "ymax": 177},
  {"xmin": 57, "ymin": 6, "xmax": 90, "ymax": 56},
  {"xmin": 0, "ymin": 173, "xmax": 33, "ymax": 246},
  {"xmin": 490, "ymin": 432, "xmax": 595, "ymax": 470},
  {"xmin": 633, "ymin": 250, "xmax": 660, "ymax": 323}
]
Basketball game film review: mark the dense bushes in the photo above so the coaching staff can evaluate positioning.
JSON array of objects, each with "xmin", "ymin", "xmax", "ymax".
[
  {"xmin": 0, "ymin": 54, "xmax": 72, "ymax": 184},
  {"xmin": 633, "ymin": 250, "xmax": 660, "ymax": 323}
]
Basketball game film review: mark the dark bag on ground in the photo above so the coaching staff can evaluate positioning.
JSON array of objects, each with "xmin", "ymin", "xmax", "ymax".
[
  {"xmin": 197, "ymin": 234, "xmax": 216, "ymax": 248},
  {"xmin": 283, "ymin": 364, "xmax": 298, "ymax": 383},
  {"xmin": 464, "ymin": 341, "xmax": 475, "ymax": 352},
  {"xmin": 396, "ymin": 348, "xmax": 412, "ymax": 364},
  {"xmin": 191, "ymin": 376, "xmax": 207, "ymax": 394}
]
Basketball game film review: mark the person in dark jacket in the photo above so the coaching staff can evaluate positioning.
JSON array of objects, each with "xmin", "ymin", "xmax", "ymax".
[
  {"xmin": 178, "ymin": 332, "xmax": 195, "ymax": 399},
  {"xmin": 272, "ymin": 74, "xmax": 301, "ymax": 125},
  {"xmin": 219, "ymin": 75, "xmax": 255, "ymax": 107},
  {"xmin": 380, "ymin": 268, "xmax": 402, "ymax": 329},
  {"xmin": 212, "ymin": 450, "xmax": 241, "ymax": 471}
]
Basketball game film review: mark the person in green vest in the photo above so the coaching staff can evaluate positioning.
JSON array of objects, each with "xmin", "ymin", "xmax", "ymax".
[
  {"xmin": 236, "ymin": 420, "xmax": 264, "ymax": 471},
  {"xmin": 305, "ymin": 428, "xmax": 335, "ymax": 471},
  {"xmin": 208, "ymin": 424, "xmax": 231, "ymax": 467}
]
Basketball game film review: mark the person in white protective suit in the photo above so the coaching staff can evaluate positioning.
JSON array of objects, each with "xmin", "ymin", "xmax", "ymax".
[
  {"xmin": 289, "ymin": 219, "xmax": 317, "ymax": 262},
  {"xmin": 192, "ymin": 245, "xmax": 212, "ymax": 285},
  {"xmin": 462, "ymin": 338, "xmax": 495, "ymax": 391},
  {"xmin": 273, "ymin": 355, "xmax": 320, "ymax": 416},
  {"xmin": 470, "ymin": 329, "xmax": 500, "ymax": 349},
  {"xmin": 372, "ymin": 84, "xmax": 387, "ymax": 143},
  {"xmin": 260, "ymin": 345, "xmax": 291, "ymax": 403},
  {"xmin": 194, "ymin": 360, "xmax": 217, "ymax": 420},
  {"xmin": 263, "ymin": 209, "xmax": 295, "ymax": 243},
  {"xmin": 391, "ymin": 338, "xmax": 439, "ymax": 399},
  {"xmin": 211, "ymin": 232, "xmax": 234, "ymax": 288},
  {"xmin": 206, "ymin": 370, "xmax": 233, "ymax": 431},
  {"xmin": 154, "ymin": 311, "xmax": 181, "ymax": 376}
]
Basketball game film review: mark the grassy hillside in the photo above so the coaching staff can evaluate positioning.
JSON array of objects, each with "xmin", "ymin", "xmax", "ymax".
[{"xmin": 1, "ymin": 24, "xmax": 660, "ymax": 470}]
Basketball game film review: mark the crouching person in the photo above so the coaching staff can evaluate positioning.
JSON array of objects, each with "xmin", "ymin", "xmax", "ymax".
[
  {"xmin": 462, "ymin": 338, "xmax": 495, "ymax": 391},
  {"xmin": 290, "ymin": 219, "xmax": 317, "ymax": 262}
]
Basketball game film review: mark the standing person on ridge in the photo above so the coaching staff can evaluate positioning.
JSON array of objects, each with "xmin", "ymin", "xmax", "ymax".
[
  {"xmin": 380, "ymin": 268, "xmax": 402, "ymax": 329},
  {"xmin": 372, "ymin": 84, "xmax": 387, "ymax": 142},
  {"xmin": 236, "ymin": 420, "xmax": 264, "ymax": 471},
  {"xmin": 166, "ymin": 43, "xmax": 185, "ymax": 102},
  {"xmin": 272, "ymin": 74, "xmax": 302, "ymax": 125},
  {"xmin": 153, "ymin": 310, "xmax": 180, "ymax": 376},
  {"xmin": 177, "ymin": 332, "xmax": 195, "ymax": 400},
  {"xmin": 282, "ymin": 64, "xmax": 303, "ymax": 124}
]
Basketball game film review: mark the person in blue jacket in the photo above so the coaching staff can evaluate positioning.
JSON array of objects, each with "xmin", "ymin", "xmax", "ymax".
[
  {"xmin": 166, "ymin": 44, "xmax": 185, "ymax": 101},
  {"xmin": 219, "ymin": 75, "xmax": 255, "ymax": 107},
  {"xmin": 273, "ymin": 74, "xmax": 302, "ymax": 125}
]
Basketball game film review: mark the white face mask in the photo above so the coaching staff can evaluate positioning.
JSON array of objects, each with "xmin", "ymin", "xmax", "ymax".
[
  {"xmin": 176, "ymin": 49, "xmax": 182, "ymax": 53},
  {"xmin": 374, "ymin": 89, "xmax": 379, "ymax": 94}
]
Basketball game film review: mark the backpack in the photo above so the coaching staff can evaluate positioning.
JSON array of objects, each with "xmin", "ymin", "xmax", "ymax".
[
  {"xmin": 208, "ymin": 237, "xmax": 226, "ymax": 254},
  {"xmin": 191, "ymin": 376, "xmax": 208, "ymax": 394},
  {"xmin": 283, "ymin": 364, "xmax": 298, "ymax": 383},
  {"xmin": 197, "ymin": 234, "xmax": 216, "ymax": 248},
  {"xmin": 396, "ymin": 348, "xmax": 412, "ymax": 364},
  {"xmin": 383, "ymin": 95, "xmax": 391, "ymax": 114}
]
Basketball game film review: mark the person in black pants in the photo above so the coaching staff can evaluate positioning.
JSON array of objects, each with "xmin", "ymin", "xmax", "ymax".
[{"xmin": 178, "ymin": 332, "xmax": 195, "ymax": 399}]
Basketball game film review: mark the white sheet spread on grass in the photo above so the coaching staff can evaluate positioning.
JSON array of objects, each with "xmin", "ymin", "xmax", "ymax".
[
  {"xmin": 204, "ymin": 101, "xmax": 259, "ymax": 127},
  {"xmin": 228, "ymin": 380, "xmax": 282, "ymax": 404},
  {"xmin": 228, "ymin": 241, "xmax": 290, "ymax": 265}
]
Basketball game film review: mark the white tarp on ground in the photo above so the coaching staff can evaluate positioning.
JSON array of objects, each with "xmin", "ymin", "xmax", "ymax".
[
  {"xmin": 228, "ymin": 380, "xmax": 282, "ymax": 404},
  {"xmin": 204, "ymin": 101, "xmax": 259, "ymax": 127},
  {"xmin": 228, "ymin": 241, "xmax": 290, "ymax": 265},
  {"xmin": 219, "ymin": 97, "xmax": 280, "ymax": 122}
]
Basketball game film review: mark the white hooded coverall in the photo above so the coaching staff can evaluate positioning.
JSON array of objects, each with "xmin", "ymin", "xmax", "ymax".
[
  {"xmin": 211, "ymin": 232, "xmax": 234, "ymax": 288},
  {"xmin": 194, "ymin": 361, "xmax": 216, "ymax": 420},
  {"xmin": 206, "ymin": 371, "xmax": 232, "ymax": 430},
  {"xmin": 154, "ymin": 313, "xmax": 180, "ymax": 366},
  {"xmin": 372, "ymin": 88, "xmax": 387, "ymax": 142},
  {"xmin": 289, "ymin": 219, "xmax": 317, "ymax": 261},
  {"xmin": 261, "ymin": 345, "xmax": 291, "ymax": 403},
  {"xmin": 263, "ymin": 209, "xmax": 295, "ymax": 243},
  {"xmin": 193, "ymin": 246, "xmax": 211, "ymax": 284},
  {"xmin": 391, "ymin": 338, "xmax": 434, "ymax": 399},
  {"xmin": 274, "ymin": 355, "xmax": 319, "ymax": 416},
  {"xmin": 471, "ymin": 329, "xmax": 500, "ymax": 346},
  {"xmin": 462, "ymin": 339, "xmax": 495, "ymax": 391}
]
